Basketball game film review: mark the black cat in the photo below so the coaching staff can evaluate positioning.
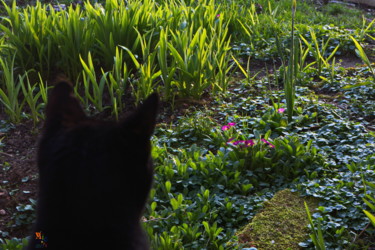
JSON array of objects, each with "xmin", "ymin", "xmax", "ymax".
[{"xmin": 27, "ymin": 80, "xmax": 158, "ymax": 249}]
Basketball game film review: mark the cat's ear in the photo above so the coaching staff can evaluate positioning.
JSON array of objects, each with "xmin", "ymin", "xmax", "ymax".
[
  {"xmin": 122, "ymin": 93, "xmax": 159, "ymax": 138},
  {"xmin": 45, "ymin": 80, "xmax": 87, "ymax": 129}
]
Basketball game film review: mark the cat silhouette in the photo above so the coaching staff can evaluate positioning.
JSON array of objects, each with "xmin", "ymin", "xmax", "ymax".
[{"xmin": 27, "ymin": 80, "xmax": 158, "ymax": 250}]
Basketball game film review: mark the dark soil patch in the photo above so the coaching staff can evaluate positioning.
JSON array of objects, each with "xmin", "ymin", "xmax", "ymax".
[
  {"xmin": 335, "ymin": 54, "xmax": 365, "ymax": 68},
  {"xmin": 0, "ymin": 120, "xmax": 40, "ymax": 238}
]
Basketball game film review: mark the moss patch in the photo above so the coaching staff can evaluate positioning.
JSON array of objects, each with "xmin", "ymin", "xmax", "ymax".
[{"xmin": 236, "ymin": 189, "xmax": 318, "ymax": 249}]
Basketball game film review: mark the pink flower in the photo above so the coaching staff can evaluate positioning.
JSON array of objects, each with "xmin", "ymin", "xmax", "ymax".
[
  {"xmin": 216, "ymin": 14, "xmax": 220, "ymax": 18},
  {"xmin": 228, "ymin": 139, "xmax": 255, "ymax": 148},
  {"xmin": 228, "ymin": 137, "xmax": 275, "ymax": 149},
  {"xmin": 233, "ymin": 140, "xmax": 244, "ymax": 145},
  {"xmin": 221, "ymin": 122, "xmax": 236, "ymax": 131},
  {"xmin": 244, "ymin": 140, "xmax": 255, "ymax": 147},
  {"xmin": 221, "ymin": 125, "xmax": 230, "ymax": 131},
  {"xmin": 277, "ymin": 108, "xmax": 285, "ymax": 113}
]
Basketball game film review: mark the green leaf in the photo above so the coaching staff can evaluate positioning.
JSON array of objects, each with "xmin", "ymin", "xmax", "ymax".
[{"xmin": 364, "ymin": 210, "xmax": 375, "ymax": 227}]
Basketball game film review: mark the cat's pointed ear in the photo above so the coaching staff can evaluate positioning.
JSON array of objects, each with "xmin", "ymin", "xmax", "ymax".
[
  {"xmin": 123, "ymin": 93, "xmax": 159, "ymax": 138},
  {"xmin": 45, "ymin": 80, "xmax": 87, "ymax": 129}
]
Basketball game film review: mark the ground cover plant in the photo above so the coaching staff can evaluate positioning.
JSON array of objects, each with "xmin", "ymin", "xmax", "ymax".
[{"xmin": 0, "ymin": 0, "xmax": 375, "ymax": 249}]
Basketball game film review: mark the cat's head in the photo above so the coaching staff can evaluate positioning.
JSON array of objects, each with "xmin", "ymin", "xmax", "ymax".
[{"xmin": 38, "ymin": 79, "xmax": 159, "ymax": 218}]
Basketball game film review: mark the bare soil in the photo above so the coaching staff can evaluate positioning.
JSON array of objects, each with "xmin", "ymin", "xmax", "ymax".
[{"xmin": 0, "ymin": 119, "xmax": 40, "ymax": 238}]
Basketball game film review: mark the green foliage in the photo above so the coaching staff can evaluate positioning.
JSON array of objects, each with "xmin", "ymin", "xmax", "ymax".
[
  {"xmin": 19, "ymin": 73, "xmax": 47, "ymax": 126},
  {"xmin": 0, "ymin": 237, "xmax": 29, "ymax": 250},
  {"xmin": 146, "ymin": 74, "xmax": 375, "ymax": 248},
  {"xmin": 9, "ymin": 198, "xmax": 36, "ymax": 229},
  {"xmin": 0, "ymin": 0, "xmax": 232, "ymax": 108},
  {"xmin": 121, "ymin": 30, "xmax": 161, "ymax": 104},
  {"xmin": 146, "ymin": 93, "xmax": 328, "ymax": 248},
  {"xmin": 78, "ymin": 52, "xmax": 107, "ymax": 112},
  {"xmin": 0, "ymin": 55, "xmax": 25, "ymax": 123},
  {"xmin": 1, "ymin": 0, "xmax": 375, "ymax": 248},
  {"xmin": 305, "ymin": 201, "xmax": 326, "ymax": 250},
  {"xmin": 362, "ymin": 173, "xmax": 375, "ymax": 227},
  {"xmin": 299, "ymin": 27, "xmax": 340, "ymax": 76},
  {"xmin": 349, "ymin": 35, "xmax": 375, "ymax": 79},
  {"xmin": 0, "ymin": 0, "xmax": 373, "ymax": 123}
]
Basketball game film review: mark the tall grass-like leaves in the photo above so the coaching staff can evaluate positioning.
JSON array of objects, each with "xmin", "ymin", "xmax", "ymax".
[
  {"xmin": 157, "ymin": 28, "xmax": 176, "ymax": 100},
  {"xmin": 236, "ymin": 2, "xmax": 281, "ymax": 52},
  {"xmin": 20, "ymin": 73, "xmax": 47, "ymax": 126},
  {"xmin": 363, "ymin": 180, "xmax": 375, "ymax": 227},
  {"xmin": 363, "ymin": 194, "xmax": 375, "ymax": 227},
  {"xmin": 0, "ymin": 1, "xmax": 54, "ymax": 77},
  {"xmin": 340, "ymin": 36, "xmax": 375, "ymax": 90},
  {"xmin": 364, "ymin": 210, "xmax": 375, "ymax": 227},
  {"xmin": 121, "ymin": 44, "xmax": 161, "ymax": 104},
  {"xmin": 349, "ymin": 35, "xmax": 375, "ymax": 78},
  {"xmin": 0, "ymin": 0, "xmax": 233, "ymax": 104},
  {"xmin": 121, "ymin": 29, "xmax": 161, "ymax": 103},
  {"xmin": 107, "ymin": 72, "xmax": 119, "ymax": 120},
  {"xmin": 106, "ymin": 47, "xmax": 129, "ymax": 119},
  {"xmin": 86, "ymin": 0, "xmax": 156, "ymax": 69},
  {"xmin": 284, "ymin": 0, "xmax": 297, "ymax": 122},
  {"xmin": 0, "ymin": 55, "xmax": 24, "ymax": 123},
  {"xmin": 357, "ymin": 17, "xmax": 375, "ymax": 41},
  {"xmin": 156, "ymin": 0, "xmax": 231, "ymax": 99},
  {"xmin": 237, "ymin": 4, "xmax": 263, "ymax": 50},
  {"xmin": 0, "ymin": 1, "xmax": 92, "ymax": 79},
  {"xmin": 167, "ymin": 24, "xmax": 229, "ymax": 99},
  {"xmin": 135, "ymin": 51, "xmax": 161, "ymax": 104},
  {"xmin": 112, "ymin": 46, "xmax": 129, "ymax": 95},
  {"xmin": 305, "ymin": 202, "xmax": 326, "ymax": 250},
  {"xmin": 168, "ymin": 26, "xmax": 211, "ymax": 98},
  {"xmin": 211, "ymin": 19, "xmax": 232, "ymax": 92},
  {"xmin": 79, "ymin": 52, "xmax": 107, "ymax": 112},
  {"xmin": 231, "ymin": 55, "xmax": 259, "ymax": 86},
  {"xmin": 299, "ymin": 28, "xmax": 340, "ymax": 76},
  {"xmin": 50, "ymin": 4, "xmax": 94, "ymax": 78}
]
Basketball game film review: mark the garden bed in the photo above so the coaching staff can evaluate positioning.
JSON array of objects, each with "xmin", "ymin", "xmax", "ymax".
[{"xmin": 0, "ymin": 0, "xmax": 375, "ymax": 249}]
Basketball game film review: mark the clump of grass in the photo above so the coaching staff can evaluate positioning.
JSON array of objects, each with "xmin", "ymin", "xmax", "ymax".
[{"xmin": 235, "ymin": 189, "xmax": 319, "ymax": 249}]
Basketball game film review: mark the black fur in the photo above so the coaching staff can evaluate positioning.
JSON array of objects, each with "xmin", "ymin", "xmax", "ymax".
[{"xmin": 27, "ymin": 80, "xmax": 158, "ymax": 250}]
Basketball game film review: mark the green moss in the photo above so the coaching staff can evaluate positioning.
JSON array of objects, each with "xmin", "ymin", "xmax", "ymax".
[{"xmin": 236, "ymin": 189, "xmax": 318, "ymax": 249}]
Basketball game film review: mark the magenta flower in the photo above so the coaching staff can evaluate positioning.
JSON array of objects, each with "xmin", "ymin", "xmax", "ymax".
[
  {"xmin": 216, "ymin": 14, "xmax": 220, "ymax": 18},
  {"xmin": 221, "ymin": 125, "xmax": 230, "ymax": 131},
  {"xmin": 221, "ymin": 122, "xmax": 236, "ymax": 131},
  {"xmin": 277, "ymin": 108, "xmax": 285, "ymax": 113},
  {"xmin": 244, "ymin": 140, "xmax": 255, "ymax": 147},
  {"xmin": 228, "ymin": 137, "xmax": 274, "ymax": 149},
  {"xmin": 233, "ymin": 140, "xmax": 243, "ymax": 145},
  {"xmin": 228, "ymin": 139, "xmax": 255, "ymax": 148}
]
